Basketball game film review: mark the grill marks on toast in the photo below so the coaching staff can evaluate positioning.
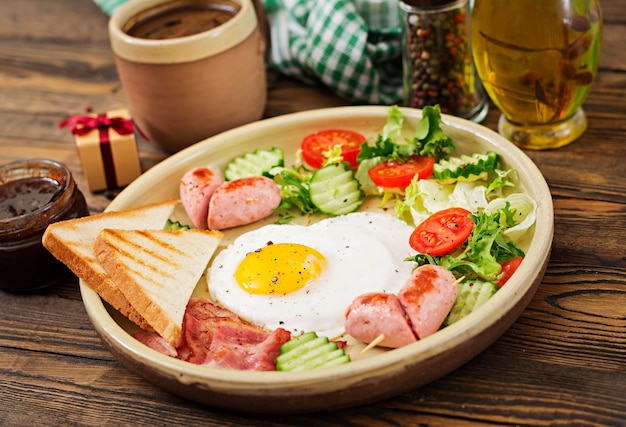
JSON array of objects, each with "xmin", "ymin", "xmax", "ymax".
[
  {"xmin": 41, "ymin": 199, "xmax": 180, "ymax": 330},
  {"xmin": 103, "ymin": 229, "xmax": 181, "ymax": 283},
  {"xmin": 94, "ymin": 228, "xmax": 223, "ymax": 346},
  {"xmin": 42, "ymin": 198, "xmax": 225, "ymax": 347}
]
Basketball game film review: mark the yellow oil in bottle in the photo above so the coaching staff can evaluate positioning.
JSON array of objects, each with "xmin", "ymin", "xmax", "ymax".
[{"xmin": 471, "ymin": 0, "xmax": 602, "ymax": 148}]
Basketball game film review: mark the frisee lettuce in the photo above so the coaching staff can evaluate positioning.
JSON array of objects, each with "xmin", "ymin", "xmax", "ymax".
[
  {"xmin": 486, "ymin": 168, "xmax": 517, "ymax": 196},
  {"xmin": 408, "ymin": 203, "xmax": 525, "ymax": 282},
  {"xmin": 270, "ymin": 166, "xmax": 316, "ymax": 215}
]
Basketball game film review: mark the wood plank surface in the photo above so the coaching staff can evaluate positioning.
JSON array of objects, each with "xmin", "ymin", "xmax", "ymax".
[{"xmin": 1, "ymin": 0, "xmax": 625, "ymax": 426}]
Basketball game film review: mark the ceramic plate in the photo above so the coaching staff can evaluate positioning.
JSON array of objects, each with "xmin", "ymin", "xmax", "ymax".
[{"xmin": 80, "ymin": 106, "xmax": 553, "ymax": 414}]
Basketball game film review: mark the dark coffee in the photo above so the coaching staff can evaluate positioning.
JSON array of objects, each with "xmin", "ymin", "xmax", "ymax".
[{"xmin": 124, "ymin": 0, "xmax": 240, "ymax": 40}]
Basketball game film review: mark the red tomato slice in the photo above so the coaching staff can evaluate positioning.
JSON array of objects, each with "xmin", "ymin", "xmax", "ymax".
[
  {"xmin": 409, "ymin": 207, "xmax": 474, "ymax": 256},
  {"xmin": 497, "ymin": 256, "xmax": 523, "ymax": 287},
  {"xmin": 367, "ymin": 155, "xmax": 435, "ymax": 188},
  {"xmin": 301, "ymin": 129, "xmax": 366, "ymax": 169}
]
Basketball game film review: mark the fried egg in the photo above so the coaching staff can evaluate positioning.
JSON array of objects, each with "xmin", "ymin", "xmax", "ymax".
[{"xmin": 207, "ymin": 212, "xmax": 417, "ymax": 338}]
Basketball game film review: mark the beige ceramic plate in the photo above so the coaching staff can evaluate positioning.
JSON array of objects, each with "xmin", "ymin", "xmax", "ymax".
[{"xmin": 80, "ymin": 106, "xmax": 553, "ymax": 414}]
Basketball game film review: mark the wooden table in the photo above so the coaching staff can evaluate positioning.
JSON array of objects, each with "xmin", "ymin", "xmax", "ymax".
[{"xmin": 2, "ymin": 1, "xmax": 625, "ymax": 425}]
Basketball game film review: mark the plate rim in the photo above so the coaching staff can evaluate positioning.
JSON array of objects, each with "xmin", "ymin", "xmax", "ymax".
[{"xmin": 80, "ymin": 105, "xmax": 554, "ymax": 410}]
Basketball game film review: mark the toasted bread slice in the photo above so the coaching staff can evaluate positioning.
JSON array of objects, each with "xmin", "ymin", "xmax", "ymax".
[
  {"xmin": 42, "ymin": 199, "xmax": 179, "ymax": 329},
  {"xmin": 94, "ymin": 228, "xmax": 223, "ymax": 346}
]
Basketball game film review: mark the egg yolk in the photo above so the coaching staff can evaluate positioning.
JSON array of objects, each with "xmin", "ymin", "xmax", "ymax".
[{"xmin": 235, "ymin": 243, "xmax": 327, "ymax": 295}]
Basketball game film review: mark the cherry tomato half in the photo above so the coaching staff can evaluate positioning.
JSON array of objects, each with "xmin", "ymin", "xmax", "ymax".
[
  {"xmin": 301, "ymin": 129, "xmax": 366, "ymax": 169},
  {"xmin": 367, "ymin": 155, "xmax": 435, "ymax": 188},
  {"xmin": 409, "ymin": 207, "xmax": 474, "ymax": 256},
  {"xmin": 497, "ymin": 256, "xmax": 523, "ymax": 287}
]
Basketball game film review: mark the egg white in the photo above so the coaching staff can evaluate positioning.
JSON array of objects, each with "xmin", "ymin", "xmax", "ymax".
[{"xmin": 207, "ymin": 212, "xmax": 417, "ymax": 338}]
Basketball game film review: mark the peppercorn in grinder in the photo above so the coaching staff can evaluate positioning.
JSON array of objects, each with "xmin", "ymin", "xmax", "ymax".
[{"xmin": 399, "ymin": 0, "xmax": 487, "ymax": 122}]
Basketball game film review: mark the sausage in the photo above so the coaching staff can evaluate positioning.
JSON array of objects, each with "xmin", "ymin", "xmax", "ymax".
[
  {"xmin": 397, "ymin": 265, "xmax": 458, "ymax": 340},
  {"xmin": 180, "ymin": 166, "xmax": 224, "ymax": 229},
  {"xmin": 344, "ymin": 292, "xmax": 417, "ymax": 349},
  {"xmin": 207, "ymin": 176, "xmax": 281, "ymax": 230}
]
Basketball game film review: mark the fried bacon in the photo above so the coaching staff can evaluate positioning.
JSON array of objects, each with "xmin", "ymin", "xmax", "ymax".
[{"xmin": 132, "ymin": 298, "xmax": 291, "ymax": 371}]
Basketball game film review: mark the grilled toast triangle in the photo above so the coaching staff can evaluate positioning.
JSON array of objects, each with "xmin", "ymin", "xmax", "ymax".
[
  {"xmin": 42, "ymin": 199, "xmax": 180, "ymax": 329},
  {"xmin": 94, "ymin": 228, "xmax": 223, "ymax": 346}
]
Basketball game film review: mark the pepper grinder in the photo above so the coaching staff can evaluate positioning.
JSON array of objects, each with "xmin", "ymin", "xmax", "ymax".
[{"xmin": 399, "ymin": 0, "xmax": 487, "ymax": 122}]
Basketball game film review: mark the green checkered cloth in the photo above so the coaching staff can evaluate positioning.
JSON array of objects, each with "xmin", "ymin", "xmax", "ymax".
[
  {"xmin": 263, "ymin": 0, "xmax": 403, "ymax": 104},
  {"xmin": 93, "ymin": 0, "xmax": 404, "ymax": 105}
]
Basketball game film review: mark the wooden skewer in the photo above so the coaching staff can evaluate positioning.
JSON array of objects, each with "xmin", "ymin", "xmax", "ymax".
[
  {"xmin": 453, "ymin": 275, "xmax": 465, "ymax": 285},
  {"xmin": 360, "ymin": 333, "xmax": 386, "ymax": 354},
  {"xmin": 359, "ymin": 275, "xmax": 465, "ymax": 355}
]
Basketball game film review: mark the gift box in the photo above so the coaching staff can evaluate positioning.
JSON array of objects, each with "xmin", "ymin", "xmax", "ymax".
[{"xmin": 59, "ymin": 109, "xmax": 142, "ymax": 192}]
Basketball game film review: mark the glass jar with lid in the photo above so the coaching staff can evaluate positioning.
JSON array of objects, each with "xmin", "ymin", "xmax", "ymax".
[
  {"xmin": 399, "ymin": 0, "xmax": 487, "ymax": 122},
  {"xmin": 0, "ymin": 159, "xmax": 89, "ymax": 291}
]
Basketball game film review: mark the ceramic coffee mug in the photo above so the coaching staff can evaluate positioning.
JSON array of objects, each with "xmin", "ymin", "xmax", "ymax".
[{"xmin": 109, "ymin": 0, "xmax": 267, "ymax": 153}]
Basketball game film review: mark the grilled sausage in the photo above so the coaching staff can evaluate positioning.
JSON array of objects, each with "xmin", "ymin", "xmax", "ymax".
[
  {"xmin": 397, "ymin": 265, "xmax": 458, "ymax": 339},
  {"xmin": 344, "ymin": 292, "xmax": 417, "ymax": 348},
  {"xmin": 207, "ymin": 176, "xmax": 281, "ymax": 230},
  {"xmin": 180, "ymin": 166, "xmax": 224, "ymax": 229}
]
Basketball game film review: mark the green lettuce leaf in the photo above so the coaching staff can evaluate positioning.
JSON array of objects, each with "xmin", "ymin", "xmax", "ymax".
[
  {"xmin": 356, "ymin": 105, "xmax": 455, "ymax": 164},
  {"xmin": 408, "ymin": 203, "xmax": 525, "ymax": 282},
  {"xmin": 413, "ymin": 105, "xmax": 456, "ymax": 161}
]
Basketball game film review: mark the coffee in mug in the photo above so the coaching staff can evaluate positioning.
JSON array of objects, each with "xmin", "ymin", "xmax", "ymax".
[{"xmin": 109, "ymin": 0, "xmax": 267, "ymax": 153}]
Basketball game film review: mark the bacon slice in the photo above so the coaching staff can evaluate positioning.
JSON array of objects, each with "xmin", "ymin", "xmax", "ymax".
[
  {"xmin": 180, "ymin": 298, "xmax": 243, "ymax": 364},
  {"xmin": 132, "ymin": 330, "xmax": 178, "ymax": 358},
  {"xmin": 207, "ymin": 323, "xmax": 292, "ymax": 371},
  {"xmin": 131, "ymin": 298, "xmax": 291, "ymax": 371},
  {"xmin": 344, "ymin": 292, "xmax": 417, "ymax": 348}
]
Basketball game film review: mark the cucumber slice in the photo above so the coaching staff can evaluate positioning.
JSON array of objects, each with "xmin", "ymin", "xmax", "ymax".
[
  {"xmin": 443, "ymin": 279, "xmax": 498, "ymax": 326},
  {"xmin": 164, "ymin": 219, "xmax": 191, "ymax": 231},
  {"xmin": 433, "ymin": 151, "xmax": 498, "ymax": 184},
  {"xmin": 224, "ymin": 147, "xmax": 284, "ymax": 181},
  {"xmin": 309, "ymin": 163, "xmax": 364, "ymax": 216},
  {"xmin": 276, "ymin": 332, "xmax": 350, "ymax": 371},
  {"xmin": 279, "ymin": 331, "xmax": 318, "ymax": 354}
]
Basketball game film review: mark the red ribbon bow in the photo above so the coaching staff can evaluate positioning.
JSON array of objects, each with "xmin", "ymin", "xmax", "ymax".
[
  {"xmin": 59, "ymin": 113, "xmax": 135, "ymax": 190},
  {"xmin": 58, "ymin": 114, "xmax": 134, "ymax": 136}
]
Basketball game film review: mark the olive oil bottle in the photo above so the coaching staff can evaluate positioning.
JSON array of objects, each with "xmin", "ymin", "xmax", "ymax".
[{"xmin": 471, "ymin": 0, "xmax": 602, "ymax": 149}]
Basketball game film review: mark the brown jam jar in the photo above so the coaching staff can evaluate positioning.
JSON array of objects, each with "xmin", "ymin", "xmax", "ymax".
[{"xmin": 0, "ymin": 159, "xmax": 90, "ymax": 291}]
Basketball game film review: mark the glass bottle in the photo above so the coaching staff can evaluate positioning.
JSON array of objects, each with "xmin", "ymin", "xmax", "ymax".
[
  {"xmin": 471, "ymin": 0, "xmax": 602, "ymax": 149},
  {"xmin": 399, "ymin": 0, "xmax": 488, "ymax": 122}
]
